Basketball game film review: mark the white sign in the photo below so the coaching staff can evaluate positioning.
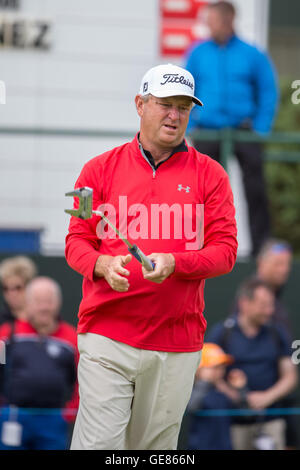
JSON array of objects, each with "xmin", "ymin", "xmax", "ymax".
[
  {"xmin": 0, "ymin": 0, "xmax": 19, "ymax": 9},
  {"xmin": 0, "ymin": 16, "xmax": 51, "ymax": 49}
]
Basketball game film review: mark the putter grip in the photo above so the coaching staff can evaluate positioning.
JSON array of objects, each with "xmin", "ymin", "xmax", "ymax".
[{"xmin": 129, "ymin": 245, "xmax": 155, "ymax": 271}]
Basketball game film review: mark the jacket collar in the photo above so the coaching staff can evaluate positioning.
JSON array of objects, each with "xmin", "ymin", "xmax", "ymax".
[{"xmin": 135, "ymin": 133, "xmax": 188, "ymax": 170}]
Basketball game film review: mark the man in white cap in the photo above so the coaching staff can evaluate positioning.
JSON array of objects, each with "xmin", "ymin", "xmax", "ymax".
[{"xmin": 66, "ymin": 63, "xmax": 238, "ymax": 450}]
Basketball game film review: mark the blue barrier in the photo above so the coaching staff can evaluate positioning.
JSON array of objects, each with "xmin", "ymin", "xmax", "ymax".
[
  {"xmin": 193, "ymin": 407, "xmax": 300, "ymax": 417},
  {"xmin": 0, "ymin": 406, "xmax": 76, "ymax": 417},
  {"xmin": 1, "ymin": 407, "xmax": 300, "ymax": 417}
]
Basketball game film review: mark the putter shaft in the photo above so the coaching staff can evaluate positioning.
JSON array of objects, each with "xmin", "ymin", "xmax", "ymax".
[
  {"xmin": 65, "ymin": 187, "xmax": 155, "ymax": 271},
  {"xmin": 94, "ymin": 209, "xmax": 155, "ymax": 271}
]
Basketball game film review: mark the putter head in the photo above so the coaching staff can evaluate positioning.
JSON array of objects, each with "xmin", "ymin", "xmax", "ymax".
[{"xmin": 65, "ymin": 186, "xmax": 93, "ymax": 219}]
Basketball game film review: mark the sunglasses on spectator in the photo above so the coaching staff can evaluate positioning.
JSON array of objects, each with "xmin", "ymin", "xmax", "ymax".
[{"xmin": 1, "ymin": 284, "xmax": 25, "ymax": 293}]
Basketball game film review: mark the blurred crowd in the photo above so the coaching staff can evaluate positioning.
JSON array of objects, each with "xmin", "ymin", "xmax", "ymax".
[
  {"xmin": 0, "ymin": 256, "xmax": 78, "ymax": 450},
  {"xmin": 0, "ymin": 238, "xmax": 298, "ymax": 451},
  {"xmin": 185, "ymin": 239, "xmax": 299, "ymax": 450}
]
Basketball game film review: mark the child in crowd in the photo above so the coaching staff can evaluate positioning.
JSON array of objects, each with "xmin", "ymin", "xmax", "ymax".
[{"xmin": 187, "ymin": 343, "xmax": 247, "ymax": 450}]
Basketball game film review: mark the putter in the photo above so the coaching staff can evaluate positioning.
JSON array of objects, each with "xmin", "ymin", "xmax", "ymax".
[{"xmin": 65, "ymin": 187, "xmax": 155, "ymax": 271}]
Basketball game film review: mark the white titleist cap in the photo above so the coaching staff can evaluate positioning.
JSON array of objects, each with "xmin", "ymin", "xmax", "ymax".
[{"xmin": 139, "ymin": 63, "xmax": 203, "ymax": 106}]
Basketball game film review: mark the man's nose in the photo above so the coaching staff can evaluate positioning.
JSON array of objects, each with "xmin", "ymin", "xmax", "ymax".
[{"xmin": 168, "ymin": 106, "xmax": 180, "ymax": 120}]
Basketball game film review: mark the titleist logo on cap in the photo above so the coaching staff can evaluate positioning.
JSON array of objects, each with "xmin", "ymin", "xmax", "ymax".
[{"xmin": 160, "ymin": 74, "xmax": 194, "ymax": 90}]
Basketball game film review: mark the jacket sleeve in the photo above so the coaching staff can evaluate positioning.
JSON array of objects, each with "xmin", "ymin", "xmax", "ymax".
[
  {"xmin": 252, "ymin": 50, "xmax": 279, "ymax": 135},
  {"xmin": 172, "ymin": 159, "xmax": 238, "ymax": 280},
  {"xmin": 65, "ymin": 159, "xmax": 103, "ymax": 282}
]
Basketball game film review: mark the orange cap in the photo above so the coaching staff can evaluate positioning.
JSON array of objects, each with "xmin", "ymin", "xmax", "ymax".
[{"xmin": 199, "ymin": 343, "xmax": 234, "ymax": 368}]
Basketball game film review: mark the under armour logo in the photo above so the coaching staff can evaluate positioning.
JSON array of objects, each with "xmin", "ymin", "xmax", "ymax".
[{"xmin": 178, "ymin": 184, "xmax": 190, "ymax": 193}]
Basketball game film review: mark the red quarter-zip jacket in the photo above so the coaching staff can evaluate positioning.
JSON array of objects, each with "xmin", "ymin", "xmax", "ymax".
[{"xmin": 65, "ymin": 135, "xmax": 237, "ymax": 352}]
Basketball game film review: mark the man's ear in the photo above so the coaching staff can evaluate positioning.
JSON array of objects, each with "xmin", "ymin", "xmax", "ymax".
[{"xmin": 135, "ymin": 95, "xmax": 144, "ymax": 118}]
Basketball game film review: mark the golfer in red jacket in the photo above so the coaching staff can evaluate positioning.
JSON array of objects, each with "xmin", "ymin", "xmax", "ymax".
[{"xmin": 65, "ymin": 63, "xmax": 238, "ymax": 450}]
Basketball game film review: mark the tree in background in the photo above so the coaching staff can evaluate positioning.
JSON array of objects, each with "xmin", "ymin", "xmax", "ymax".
[{"xmin": 265, "ymin": 79, "xmax": 300, "ymax": 256}]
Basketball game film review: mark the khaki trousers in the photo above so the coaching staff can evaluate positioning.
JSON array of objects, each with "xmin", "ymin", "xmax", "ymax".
[
  {"xmin": 231, "ymin": 419, "xmax": 286, "ymax": 450},
  {"xmin": 71, "ymin": 333, "xmax": 201, "ymax": 450}
]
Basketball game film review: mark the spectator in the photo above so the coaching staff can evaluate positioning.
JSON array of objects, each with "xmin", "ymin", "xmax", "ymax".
[
  {"xmin": 255, "ymin": 238, "xmax": 298, "ymax": 449},
  {"xmin": 184, "ymin": 1, "xmax": 279, "ymax": 256},
  {"xmin": 186, "ymin": 343, "xmax": 247, "ymax": 450},
  {"xmin": 0, "ymin": 276, "xmax": 78, "ymax": 450},
  {"xmin": 0, "ymin": 256, "xmax": 37, "ymax": 325},
  {"xmin": 230, "ymin": 239, "xmax": 293, "ymax": 334},
  {"xmin": 206, "ymin": 278, "xmax": 298, "ymax": 450},
  {"xmin": 256, "ymin": 238, "xmax": 293, "ymax": 333},
  {"xmin": 229, "ymin": 239, "xmax": 298, "ymax": 449}
]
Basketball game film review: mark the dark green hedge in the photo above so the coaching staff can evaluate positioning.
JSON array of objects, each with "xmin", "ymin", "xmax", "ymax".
[{"xmin": 265, "ymin": 79, "xmax": 300, "ymax": 256}]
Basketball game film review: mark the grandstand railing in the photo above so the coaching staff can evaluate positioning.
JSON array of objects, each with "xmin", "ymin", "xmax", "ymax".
[
  {"xmin": 189, "ymin": 128, "xmax": 300, "ymax": 169},
  {"xmin": 1, "ymin": 126, "xmax": 300, "ymax": 169}
]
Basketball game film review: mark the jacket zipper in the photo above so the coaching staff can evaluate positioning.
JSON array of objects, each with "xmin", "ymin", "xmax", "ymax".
[{"xmin": 139, "ymin": 142, "xmax": 157, "ymax": 179}]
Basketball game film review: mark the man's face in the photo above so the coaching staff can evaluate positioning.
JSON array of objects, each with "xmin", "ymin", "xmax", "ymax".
[
  {"xmin": 240, "ymin": 287, "xmax": 275, "ymax": 327},
  {"xmin": 26, "ymin": 285, "xmax": 59, "ymax": 329},
  {"xmin": 205, "ymin": 8, "xmax": 233, "ymax": 42},
  {"xmin": 196, "ymin": 364, "xmax": 226, "ymax": 383},
  {"xmin": 1, "ymin": 275, "xmax": 26, "ymax": 312},
  {"xmin": 258, "ymin": 250, "xmax": 292, "ymax": 289},
  {"xmin": 136, "ymin": 95, "xmax": 193, "ymax": 149}
]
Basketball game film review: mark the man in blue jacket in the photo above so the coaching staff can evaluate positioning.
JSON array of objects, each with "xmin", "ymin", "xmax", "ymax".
[{"xmin": 184, "ymin": 1, "xmax": 279, "ymax": 256}]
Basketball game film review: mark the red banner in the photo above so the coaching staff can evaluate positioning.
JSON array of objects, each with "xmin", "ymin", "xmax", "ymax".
[
  {"xmin": 160, "ymin": 0, "xmax": 209, "ymax": 56},
  {"xmin": 160, "ymin": 0, "xmax": 208, "ymax": 19}
]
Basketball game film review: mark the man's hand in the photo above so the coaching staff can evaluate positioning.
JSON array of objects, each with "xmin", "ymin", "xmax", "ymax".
[
  {"xmin": 142, "ymin": 253, "xmax": 175, "ymax": 283},
  {"xmin": 196, "ymin": 367, "xmax": 218, "ymax": 384},
  {"xmin": 246, "ymin": 391, "xmax": 274, "ymax": 410},
  {"xmin": 94, "ymin": 254, "xmax": 132, "ymax": 292},
  {"xmin": 227, "ymin": 369, "xmax": 248, "ymax": 389},
  {"xmin": 247, "ymin": 358, "xmax": 298, "ymax": 410}
]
